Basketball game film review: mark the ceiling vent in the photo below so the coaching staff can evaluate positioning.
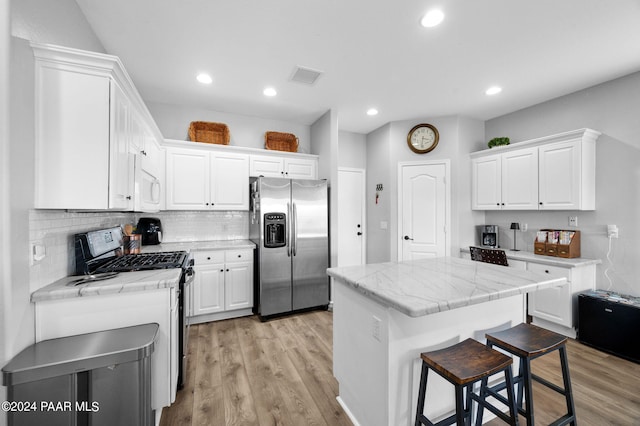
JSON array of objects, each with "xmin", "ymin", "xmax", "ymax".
[{"xmin": 290, "ymin": 66, "xmax": 323, "ymax": 85}]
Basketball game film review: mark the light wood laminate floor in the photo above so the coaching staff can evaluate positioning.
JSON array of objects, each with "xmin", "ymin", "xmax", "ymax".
[{"xmin": 160, "ymin": 311, "xmax": 639, "ymax": 425}]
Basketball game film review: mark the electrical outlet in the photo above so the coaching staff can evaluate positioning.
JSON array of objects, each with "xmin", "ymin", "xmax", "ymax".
[
  {"xmin": 372, "ymin": 316, "xmax": 381, "ymax": 341},
  {"xmin": 30, "ymin": 241, "xmax": 46, "ymax": 265},
  {"xmin": 569, "ymin": 216, "xmax": 578, "ymax": 227},
  {"xmin": 521, "ymin": 223, "xmax": 528, "ymax": 232},
  {"xmin": 608, "ymin": 224, "xmax": 619, "ymax": 238}
]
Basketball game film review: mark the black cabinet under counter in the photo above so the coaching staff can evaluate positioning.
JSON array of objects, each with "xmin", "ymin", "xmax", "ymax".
[{"xmin": 578, "ymin": 290, "xmax": 640, "ymax": 363}]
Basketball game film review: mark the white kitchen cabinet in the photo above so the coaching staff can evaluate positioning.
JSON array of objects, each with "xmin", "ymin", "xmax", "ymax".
[
  {"xmin": 109, "ymin": 81, "xmax": 135, "ymax": 210},
  {"xmin": 190, "ymin": 249, "xmax": 253, "ymax": 323},
  {"xmin": 32, "ymin": 42, "xmax": 164, "ymax": 211},
  {"xmin": 250, "ymin": 154, "xmax": 318, "ymax": 179},
  {"xmin": 470, "ymin": 129, "xmax": 599, "ymax": 211},
  {"xmin": 460, "ymin": 248, "xmax": 598, "ymax": 338},
  {"xmin": 538, "ymin": 139, "xmax": 594, "ymax": 210},
  {"xmin": 471, "ymin": 154, "xmax": 501, "ymax": 210},
  {"xmin": 527, "ymin": 263, "xmax": 573, "ymax": 327},
  {"xmin": 165, "ymin": 147, "xmax": 249, "ymax": 210},
  {"xmin": 471, "ymin": 147, "xmax": 537, "ymax": 210},
  {"xmin": 502, "ymin": 147, "xmax": 539, "ymax": 209}
]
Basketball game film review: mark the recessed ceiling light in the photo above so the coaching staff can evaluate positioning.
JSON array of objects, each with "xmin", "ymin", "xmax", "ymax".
[
  {"xmin": 263, "ymin": 87, "xmax": 277, "ymax": 97},
  {"xmin": 420, "ymin": 9, "xmax": 444, "ymax": 28},
  {"xmin": 366, "ymin": 108, "xmax": 379, "ymax": 116},
  {"xmin": 196, "ymin": 73, "xmax": 212, "ymax": 84},
  {"xmin": 485, "ymin": 86, "xmax": 502, "ymax": 95}
]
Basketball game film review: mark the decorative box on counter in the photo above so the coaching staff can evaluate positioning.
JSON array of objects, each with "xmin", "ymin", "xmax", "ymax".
[{"xmin": 534, "ymin": 229, "xmax": 580, "ymax": 258}]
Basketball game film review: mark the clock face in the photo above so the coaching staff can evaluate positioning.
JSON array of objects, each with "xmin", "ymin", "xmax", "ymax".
[{"xmin": 407, "ymin": 124, "xmax": 439, "ymax": 153}]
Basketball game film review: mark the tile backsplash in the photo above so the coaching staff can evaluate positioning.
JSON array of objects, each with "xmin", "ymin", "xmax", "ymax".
[
  {"xmin": 29, "ymin": 210, "xmax": 135, "ymax": 291},
  {"xmin": 137, "ymin": 211, "xmax": 249, "ymax": 242},
  {"xmin": 29, "ymin": 209, "xmax": 249, "ymax": 292}
]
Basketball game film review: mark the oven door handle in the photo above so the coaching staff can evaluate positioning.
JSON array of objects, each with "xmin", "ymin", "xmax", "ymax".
[{"xmin": 184, "ymin": 267, "xmax": 195, "ymax": 286}]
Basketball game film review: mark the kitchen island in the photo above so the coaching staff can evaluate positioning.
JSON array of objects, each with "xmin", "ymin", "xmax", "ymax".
[{"xmin": 327, "ymin": 257, "xmax": 567, "ymax": 426}]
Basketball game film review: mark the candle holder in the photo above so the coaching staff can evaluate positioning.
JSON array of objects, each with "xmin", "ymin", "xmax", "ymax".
[{"xmin": 510, "ymin": 222, "xmax": 520, "ymax": 251}]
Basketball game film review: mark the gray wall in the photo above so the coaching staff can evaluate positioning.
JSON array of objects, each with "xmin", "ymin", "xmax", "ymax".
[
  {"xmin": 365, "ymin": 116, "xmax": 485, "ymax": 263},
  {"xmin": 1, "ymin": 0, "xmax": 10, "ymax": 416},
  {"xmin": 147, "ymin": 101, "xmax": 313, "ymax": 154},
  {"xmin": 485, "ymin": 71, "xmax": 640, "ymax": 295},
  {"xmin": 338, "ymin": 130, "xmax": 366, "ymax": 169}
]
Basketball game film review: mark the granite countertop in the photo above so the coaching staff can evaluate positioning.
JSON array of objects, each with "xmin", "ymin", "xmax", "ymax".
[
  {"xmin": 460, "ymin": 247, "xmax": 601, "ymax": 268},
  {"xmin": 141, "ymin": 239, "xmax": 256, "ymax": 253},
  {"xmin": 326, "ymin": 257, "xmax": 567, "ymax": 318},
  {"xmin": 31, "ymin": 269, "xmax": 181, "ymax": 303}
]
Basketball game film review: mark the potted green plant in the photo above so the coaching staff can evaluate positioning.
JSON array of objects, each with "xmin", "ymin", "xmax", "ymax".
[{"xmin": 487, "ymin": 137, "xmax": 510, "ymax": 148}]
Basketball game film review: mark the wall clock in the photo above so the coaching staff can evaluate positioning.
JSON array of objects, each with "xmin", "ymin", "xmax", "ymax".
[{"xmin": 407, "ymin": 123, "xmax": 439, "ymax": 154}]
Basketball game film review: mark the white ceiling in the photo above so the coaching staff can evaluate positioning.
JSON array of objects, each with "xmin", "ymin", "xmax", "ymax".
[{"xmin": 75, "ymin": 0, "xmax": 640, "ymax": 134}]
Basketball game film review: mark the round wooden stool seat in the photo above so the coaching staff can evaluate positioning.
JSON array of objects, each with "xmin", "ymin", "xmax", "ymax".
[
  {"xmin": 481, "ymin": 323, "xmax": 577, "ymax": 426},
  {"xmin": 415, "ymin": 338, "xmax": 519, "ymax": 426}
]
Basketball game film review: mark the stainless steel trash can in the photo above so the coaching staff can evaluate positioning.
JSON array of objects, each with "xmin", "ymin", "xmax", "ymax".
[{"xmin": 2, "ymin": 323, "xmax": 158, "ymax": 426}]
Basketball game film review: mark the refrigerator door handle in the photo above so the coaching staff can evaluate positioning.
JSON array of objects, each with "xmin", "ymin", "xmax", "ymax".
[
  {"xmin": 287, "ymin": 202, "xmax": 292, "ymax": 257},
  {"xmin": 292, "ymin": 202, "xmax": 298, "ymax": 256}
]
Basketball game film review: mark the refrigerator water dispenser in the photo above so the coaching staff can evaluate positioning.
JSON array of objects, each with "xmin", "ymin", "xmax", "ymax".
[{"xmin": 264, "ymin": 213, "xmax": 286, "ymax": 248}]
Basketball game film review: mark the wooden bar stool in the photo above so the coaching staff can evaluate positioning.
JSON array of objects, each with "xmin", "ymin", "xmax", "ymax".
[
  {"xmin": 415, "ymin": 338, "xmax": 519, "ymax": 426},
  {"xmin": 479, "ymin": 323, "xmax": 577, "ymax": 426}
]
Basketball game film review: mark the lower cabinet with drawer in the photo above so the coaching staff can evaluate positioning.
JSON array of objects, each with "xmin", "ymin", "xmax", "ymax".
[
  {"xmin": 527, "ymin": 261, "xmax": 596, "ymax": 338},
  {"xmin": 190, "ymin": 249, "xmax": 254, "ymax": 324}
]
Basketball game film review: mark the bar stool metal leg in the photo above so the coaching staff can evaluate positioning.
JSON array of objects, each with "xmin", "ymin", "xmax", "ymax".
[{"xmin": 415, "ymin": 362, "xmax": 430, "ymax": 426}]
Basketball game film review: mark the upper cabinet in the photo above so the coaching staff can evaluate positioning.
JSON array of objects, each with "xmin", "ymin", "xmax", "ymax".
[
  {"xmin": 471, "ymin": 129, "xmax": 600, "ymax": 211},
  {"xmin": 165, "ymin": 146, "xmax": 249, "ymax": 211},
  {"xmin": 32, "ymin": 42, "xmax": 164, "ymax": 211},
  {"xmin": 249, "ymin": 154, "xmax": 318, "ymax": 179}
]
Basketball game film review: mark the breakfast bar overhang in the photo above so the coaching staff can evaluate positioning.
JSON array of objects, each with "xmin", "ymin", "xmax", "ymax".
[{"xmin": 327, "ymin": 257, "xmax": 567, "ymax": 426}]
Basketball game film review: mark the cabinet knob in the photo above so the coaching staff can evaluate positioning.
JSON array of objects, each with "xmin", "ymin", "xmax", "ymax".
[
  {"xmin": 141, "ymin": 150, "xmax": 147, "ymax": 156},
  {"xmin": 357, "ymin": 232, "xmax": 362, "ymax": 236},
  {"xmin": 126, "ymin": 195, "xmax": 132, "ymax": 200},
  {"xmin": 496, "ymin": 203, "xmax": 500, "ymax": 206},
  {"xmin": 226, "ymin": 269, "xmax": 229, "ymax": 272},
  {"xmin": 207, "ymin": 257, "xmax": 211, "ymax": 260},
  {"xmin": 220, "ymin": 269, "xmax": 224, "ymax": 272},
  {"xmin": 206, "ymin": 203, "xmax": 209, "ymax": 206},
  {"xmin": 539, "ymin": 202, "xmax": 543, "ymax": 205},
  {"xmin": 501, "ymin": 203, "xmax": 504, "ymax": 206},
  {"xmin": 544, "ymin": 270, "xmax": 549, "ymax": 273},
  {"xmin": 237, "ymin": 254, "xmax": 241, "ymax": 258}
]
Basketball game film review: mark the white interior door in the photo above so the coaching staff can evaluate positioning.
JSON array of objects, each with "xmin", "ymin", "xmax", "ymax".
[
  {"xmin": 398, "ymin": 162, "xmax": 449, "ymax": 261},
  {"xmin": 338, "ymin": 168, "xmax": 366, "ymax": 266}
]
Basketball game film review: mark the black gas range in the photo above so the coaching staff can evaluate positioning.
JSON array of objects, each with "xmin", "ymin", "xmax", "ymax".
[{"xmin": 73, "ymin": 226, "xmax": 194, "ymax": 390}]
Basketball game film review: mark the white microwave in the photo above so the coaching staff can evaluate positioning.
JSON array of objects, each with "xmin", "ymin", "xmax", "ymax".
[{"xmin": 134, "ymin": 156, "xmax": 162, "ymax": 212}]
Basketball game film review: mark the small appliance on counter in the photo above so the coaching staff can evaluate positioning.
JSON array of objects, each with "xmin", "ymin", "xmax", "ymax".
[
  {"xmin": 477, "ymin": 225, "xmax": 499, "ymax": 248},
  {"xmin": 136, "ymin": 217, "xmax": 163, "ymax": 245}
]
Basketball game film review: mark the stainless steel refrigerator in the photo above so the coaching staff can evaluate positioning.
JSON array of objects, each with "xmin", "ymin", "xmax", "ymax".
[{"xmin": 250, "ymin": 177, "xmax": 329, "ymax": 319}]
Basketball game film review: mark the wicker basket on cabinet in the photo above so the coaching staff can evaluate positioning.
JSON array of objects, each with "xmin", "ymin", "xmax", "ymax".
[
  {"xmin": 264, "ymin": 131, "xmax": 298, "ymax": 152},
  {"xmin": 188, "ymin": 121, "xmax": 230, "ymax": 145}
]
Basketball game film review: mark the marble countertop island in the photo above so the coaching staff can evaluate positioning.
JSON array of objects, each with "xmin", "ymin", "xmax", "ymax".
[
  {"xmin": 327, "ymin": 256, "xmax": 567, "ymax": 317},
  {"xmin": 329, "ymin": 256, "xmax": 569, "ymax": 426}
]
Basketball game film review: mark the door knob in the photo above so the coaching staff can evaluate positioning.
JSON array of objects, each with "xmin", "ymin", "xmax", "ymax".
[{"xmin": 404, "ymin": 235, "xmax": 413, "ymax": 240}]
